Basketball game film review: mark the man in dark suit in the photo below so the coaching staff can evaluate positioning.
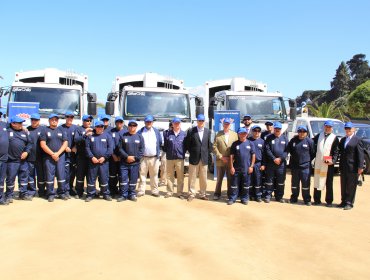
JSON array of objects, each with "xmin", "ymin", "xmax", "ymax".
[
  {"xmin": 185, "ymin": 114, "xmax": 212, "ymax": 201},
  {"xmin": 338, "ymin": 122, "xmax": 364, "ymax": 210}
]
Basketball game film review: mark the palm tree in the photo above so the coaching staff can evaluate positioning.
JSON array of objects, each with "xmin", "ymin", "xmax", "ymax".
[{"xmin": 306, "ymin": 102, "xmax": 348, "ymax": 121}]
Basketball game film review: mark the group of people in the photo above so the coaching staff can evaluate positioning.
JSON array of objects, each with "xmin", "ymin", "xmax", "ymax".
[{"xmin": 0, "ymin": 112, "xmax": 365, "ymax": 210}]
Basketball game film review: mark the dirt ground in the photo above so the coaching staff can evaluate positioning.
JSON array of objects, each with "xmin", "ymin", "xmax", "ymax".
[{"xmin": 1, "ymin": 173, "xmax": 370, "ymax": 280}]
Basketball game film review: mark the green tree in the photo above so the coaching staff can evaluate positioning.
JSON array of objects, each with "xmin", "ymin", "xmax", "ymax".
[
  {"xmin": 330, "ymin": 61, "xmax": 350, "ymax": 98},
  {"xmin": 347, "ymin": 80, "xmax": 370, "ymax": 118},
  {"xmin": 346, "ymin": 54, "xmax": 370, "ymax": 91},
  {"xmin": 307, "ymin": 102, "xmax": 346, "ymax": 120}
]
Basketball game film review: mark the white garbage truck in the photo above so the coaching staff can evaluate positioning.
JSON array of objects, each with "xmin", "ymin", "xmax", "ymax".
[{"xmin": 3, "ymin": 68, "xmax": 97, "ymax": 125}]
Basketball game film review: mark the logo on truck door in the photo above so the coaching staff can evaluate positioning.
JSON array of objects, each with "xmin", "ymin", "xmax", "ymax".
[{"xmin": 13, "ymin": 87, "xmax": 32, "ymax": 92}]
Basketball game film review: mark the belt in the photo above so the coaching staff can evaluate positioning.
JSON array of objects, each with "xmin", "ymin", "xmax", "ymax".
[{"xmin": 144, "ymin": 155, "xmax": 157, "ymax": 158}]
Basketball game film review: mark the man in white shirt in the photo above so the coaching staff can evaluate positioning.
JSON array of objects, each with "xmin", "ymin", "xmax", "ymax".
[{"xmin": 137, "ymin": 115, "xmax": 162, "ymax": 197}]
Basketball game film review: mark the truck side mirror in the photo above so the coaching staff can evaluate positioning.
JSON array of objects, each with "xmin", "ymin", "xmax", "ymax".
[
  {"xmin": 208, "ymin": 106, "xmax": 215, "ymax": 119},
  {"xmin": 105, "ymin": 101, "xmax": 115, "ymax": 115},
  {"xmin": 195, "ymin": 96, "xmax": 204, "ymax": 117},
  {"xmin": 288, "ymin": 99, "xmax": 297, "ymax": 120},
  {"xmin": 196, "ymin": 106, "xmax": 204, "ymax": 117},
  {"xmin": 87, "ymin": 102, "xmax": 97, "ymax": 116}
]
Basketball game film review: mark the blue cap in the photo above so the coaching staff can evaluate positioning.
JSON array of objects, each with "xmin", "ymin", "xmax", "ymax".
[
  {"xmin": 252, "ymin": 125, "xmax": 262, "ymax": 131},
  {"xmin": 65, "ymin": 111, "xmax": 74, "ymax": 117},
  {"xmin": 49, "ymin": 113, "xmax": 59, "ymax": 119},
  {"xmin": 344, "ymin": 122, "xmax": 354, "ymax": 128},
  {"xmin": 223, "ymin": 118, "xmax": 231, "ymax": 124},
  {"xmin": 172, "ymin": 117, "xmax": 181, "ymax": 123},
  {"xmin": 30, "ymin": 113, "xmax": 40, "ymax": 120},
  {"xmin": 128, "ymin": 120, "xmax": 138, "ymax": 125},
  {"xmin": 94, "ymin": 120, "xmax": 104, "ymax": 127},
  {"xmin": 10, "ymin": 116, "xmax": 25, "ymax": 123},
  {"xmin": 115, "ymin": 116, "xmax": 124, "ymax": 122},
  {"xmin": 274, "ymin": 122, "xmax": 282, "ymax": 129},
  {"xmin": 265, "ymin": 121, "xmax": 273, "ymax": 126},
  {"xmin": 197, "ymin": 114, "xmax": 205, "ymax": 121},
  {"xmin": 243, "ymin": 114, "xmax": 252, "ymax": 119},
  {"xmin": 297, "ymin": 125, "xmax": 308, "ymax": 132},
  {"xmin": 324, "ymin": 120, "xmax": 333, "ymax": 127},
  {"xmin": 144, "ymin": 115, "xmax": 154, "ymax": 122},
  {"xmin": 100, "ymin": 114, "xmax": 110, "ymax": 121},
  {"xmin": 238, "ymin": 127, "xmax": 248, "ymax": 134},
  {"xmin": 82, "ymin": 115, "xmax": 93, "ymax": 121}
]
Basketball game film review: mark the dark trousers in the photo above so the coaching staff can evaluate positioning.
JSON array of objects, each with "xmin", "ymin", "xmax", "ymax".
[
  {"xmin": 340, "ymin": 171, "xmax": 358, "ymax": 207},
  {"xmin": 0, "ymin": 161, "xmax": 7, "ymax": 202},
  {"xmin": 27, "ymin": 160, "xmax": 45, "ymax": 197},
  {"xmin": 119, "ymin": 164, "xmax": 139, "ymax": 199},
  {"xmin": 65, "ymin": 153, "xmax": 77, "ymax": 195},
  {"xmin": 250, "ymin": 163, "xmax": 263, "ymax": 199},
  {"xmin": 109, "ymin": 159, "xmax": 120, "ymax": 196},
  {"xmin": 229, "ymin": 170, "xmax": 250, "ymax": 202},
  {"xmin": 87, "ymin": 161, "xmax": 110, "ymax": 198},
  {"xmin": 75, "ymin": 157, "xmax": 89, "ymax": 197},
  {"xmin": 214, "ymin": 163, "xmax": 231, "ymax": 197},
  {"xmin": 313, "ymin": 166, "xmax": 334, "ymax": 204},
  {"xmin": 5, "ymin": 161, "xmax": 29, "ymax": 199},
  {"xmin": 291, "ymin": 168, "xmax": 311, "ymax": 202},
  {"xmin": 264, "ymin": 163, "xmax": 286, "ymax": 200},
  {"xmin": 44, "ymin": 156, "xmax": 66, "ymax": 198}
]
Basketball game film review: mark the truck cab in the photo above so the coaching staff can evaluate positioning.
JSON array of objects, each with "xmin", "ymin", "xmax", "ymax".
[{"xmin": 6, "ymin": 68, "xmax": 97, "ymax": 125}]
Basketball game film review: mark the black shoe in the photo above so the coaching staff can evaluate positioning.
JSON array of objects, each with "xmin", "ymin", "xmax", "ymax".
[
  {"xmin": 337, "ymin": 202, "xmax": 346, "ymax": 208},
  {"xmin": 305, "ymin": 201, "xmax": 312, "ymax": 206},
  {"xmin": 227, "ymin": 200, "xmax": 234, "ymax": 205},
  {"xmin": 48, "ymin": 197, "xmax": 54, "ymax": 202},
  {"xmin": 103, "ymin": 196, "xmax": 112, "ymax": 201},
  {"xmin": 187, "ymin": 196, "xmax": 194, "ymax": 202},
  {"xmin": 151, "ymin": 193, "xmax": 160, "ymax": 198},
  {"xmin": 256, "ymin": 198, "xmax": 262, "ymax": 203},
  {"xmin": 278, "ymin": 198, "xmax": 285, "ymax": 203},
  {"xmin": 117, "ymin": 197, "xmax": 126, "ymax": 202},
  {"xmin": 313, "ymin": 201, "xmax": 322, "ymax": 205},
  {"xmin": 241, "ymin": 200, "xmax": 248, "ymax": 205},
  {"xmin": 61, "ymin": 195, "xmax": 69, "ymax": 201},
  {"xmin": 0, "ymin": 200, "xmax": 9, "ymax": 206},
  {"xmin": 264, "ymin": 198, "xmax": 270, "ymax": 203},
  {"xmin": 213, "ymin": 195, "xmax": 220, "ymax": 201},
  {"xmin": 289, "ymin": 199, "xmax": 298, "ymax": 204},
  {"xmin": 326, "ymin": 203, "xmax": 333, "ymax": 208},
  {"xmin": 21, "ymin": 196, "xmax": 33, "ymax": 201},
  {"xmin": 344, "ymin": 204, "xmax": 353, "ymax": 210},
  {"xmin": 129, "ymin": 196, "xmax": 137, "ymax": 202},
  {"xmin": 6, "ymin": 198, "xmax": 14, "ymax": 203},
  {"xmin": 200, "ymin": 196, "xmax": 209, "ymax": 201},
  {"xmin": 65, "ymin": 194, "xmax": 71, "ymax": 200},
  {"xmin": 85, "ymin": 197, "xmax": 93, "ymax": 202}
]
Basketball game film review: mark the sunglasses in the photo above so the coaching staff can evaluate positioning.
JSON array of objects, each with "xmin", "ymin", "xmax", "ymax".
[
  {"xmin": 298, "ymin": 130, "xmax": 306, "ymax": 133},
  {"xmin": 128, "ymin": 124, "xmax": 137, "ymax": 127},
  {"xmin": 95, "ymin": 125, "xmax": 104, "ymax": 128},
  {"xmin": 197, "ymin": 120, "xmax": 205, "ymax": 122},
  {"xmin": 84, "ymin": 120, "xmax": 92, "ymax": 122},
  {"xmin": 253, "ymin": 130, "xmax": 261, "ymax": 132},
  {"xmin": 66, "ymin": 116, "xmax": 74, "ymax": 119}
]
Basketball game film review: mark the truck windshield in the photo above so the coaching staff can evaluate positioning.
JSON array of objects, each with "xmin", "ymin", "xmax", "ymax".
[
  {"xmin": 310, "ymin": 120, "xmax": 345, "ymax": 137},
  {"xmin": 227, "ymin": 95, "xmax": 286, "ymax": 120},
  {"xmin": 124, "ymin": 91, "xmax": 190, "ymax": 118},
  {"xmin": 9, "ymin": 87, "xmax": 80, "ymax": 117}
]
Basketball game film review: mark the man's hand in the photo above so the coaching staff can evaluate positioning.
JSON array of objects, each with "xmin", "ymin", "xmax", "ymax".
[
  {"xmin": 358, "ymin": 168, "xmax": 364, "ymax": 175},
  {"xmin": 260, "ymin": 165, "xmax": 265, "ymax": 171},
  {"xmin": 98, "ymin": 157, "xmax": 105, "ymax": 164},
  {"xmin": 71, "ymin": 146, "xmax": 77, "ymax": 153},
  {"xmin": 274, "ymin": 158, "xmax": 281, "ymax": 165},
  {"xmin": 126, "ymin": 156, "xmax": 135, "ymax": 163},
  {"xmin": 21, "ymin": 152, "xmax": 28, "ymax": 160},
  {"xmin": 230, "ymin": 167, "xmax": 235, "ymax": 175},
  {"xmin": 65, "ymin": 147, "xmax": 71, "ymax": 153},
  {"xmin": 221, "ymin": 156, "xmax": 229, "ymax": 164},
  {"xmin": 112, "ymin": 154, "xmax": 120, "ymax": 162},
  {"xmin": 92, "ymin": 157, "xmax": 99, "ymax": 164},
  {"xmin": 248, "ymin": 167, "xmax": 253, "ymax": 174},
  {"xmin": 51, "ymin": 153, "xmax": 59, "ymax": 162}
]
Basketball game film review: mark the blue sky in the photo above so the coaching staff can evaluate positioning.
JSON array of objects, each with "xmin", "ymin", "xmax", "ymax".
[{"xmin": 1, "ymin": 0, "xmax": 370, "ymax": 102}]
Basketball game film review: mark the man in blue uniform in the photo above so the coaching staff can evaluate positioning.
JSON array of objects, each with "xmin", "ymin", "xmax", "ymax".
[
  {"xmin": 248, "ymin": 125, "xmax": 265, "ymax": 202},
  {"xmin": 163, "ymin": 117, "xmax": 186, "ymax": 199},
  {"xmin": 242, "ymin": 114, "xmax": 253, "ymax": 135},
  {"xmin": 263, "ymin": 121, "xmax": 289, "ymax": 203},
  {"xmin": 287, "ymin": 125, "xmax": 315, "ymax": 205},
  {"xmin": 228, "ymin": 127, "xmax": 255, "ymax": 205},
  {"xmin": 108, "ymin": 116, "xmax": 127, "ymax": 198},
  {"xmin": 27, "ymin": 113, "xmax": 45, "ymax": 197},
  {"xmin": 5, "ymin": 116, "xmax": 33, "ymax": 202},
  {"xmin": 101, "ymin": 114, "xmax": 113, "ymax": 132},
  {"xmin": 74, "ymin": 115, "xmax": 94, "ymax": 198},
  {"xmin": 338, "ymin": 122, "xmax": 364, "ymax": 210},
  {"xmin": 40, "ymin": 114, "xmax": 68, "ymax": 202},
  {"xmin": 85, "ymin": 121, "xmax": 114, "ymax": 202},
  {"xmin": 261, "ymin": 121, "xmax": 274, "ymax": 141},
  {"xmin": 0, "ymin": 120, "xmax": 10, "ymax": 205},
  {"xmin": 117, "ymin": 120, "xmax": 144, "ymax": 202},
  {"xmin": 59, "ymin": 111, "xmax": 79, "ymax": 199}
]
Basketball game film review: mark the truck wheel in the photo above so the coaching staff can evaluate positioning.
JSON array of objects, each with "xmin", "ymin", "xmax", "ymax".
[{"xmin": 365, "ymin": 155, "xmax": 370, "ymax": 174}]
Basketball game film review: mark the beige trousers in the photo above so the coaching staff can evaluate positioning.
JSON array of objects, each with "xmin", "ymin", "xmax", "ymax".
[
  {"xmin": 159, "ymin": 151, "xmax": 167, "ymax": 184},
  {"xmin": 188, "ymin": 162, "xmax": 208, "ymax": 197},
  {"xmin": 138, "ymin": 157, "xmax": 160, "ymax": 195},
  {"xmin": 166, "ymin": 159, "xmax": 185, "ymax": 196}
]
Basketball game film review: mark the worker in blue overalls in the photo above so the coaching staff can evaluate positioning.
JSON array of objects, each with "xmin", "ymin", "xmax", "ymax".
[
  {"xmin": 263, "ymin": 121, "xmax": 289, "ymax": 203},
  {"xmin": 117, "ymin": 120, "xmax": 144, "ymax": 202},
  {"xmin": 27, "ymin": 113, "xmax": 45, "ymax": 197},
  {"xmin": 85, "ymin": 120, "xmax": 114, "ymax": 202},
  {"xmin": 228, "ymin": 127, "xmax": 256, "ymax": 205},
  {"xmin": 74, "ymin": 115, "xmax": 94, "ymax": 198},
  {"xmin": 59, "ymin": 111, "xmax": 79, "ymax": 199},
  {"xmin": 5, "ymin": 116, "xmax": 33, "ymax": 202},
  {"xmin": 40, "ymin": 114, "xmax": 68, "ymax": 202},
  {"xmin": 0, "ymin": 120, "xmax": 10, "ymax": 205},
  {"xmin": 108, "ymin": 116, "xmax": 127, "ymax": 198},
  {"xmin": 101, "ymin": 114, "xmax": 113, "ymax": 132},
  {"xmin": 248, "ymin": 125, "xmax": 265, "ymax": 202},
  {"xmin": 287, "ymin": 125, "xmax": 315, "ymax": 206}
]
